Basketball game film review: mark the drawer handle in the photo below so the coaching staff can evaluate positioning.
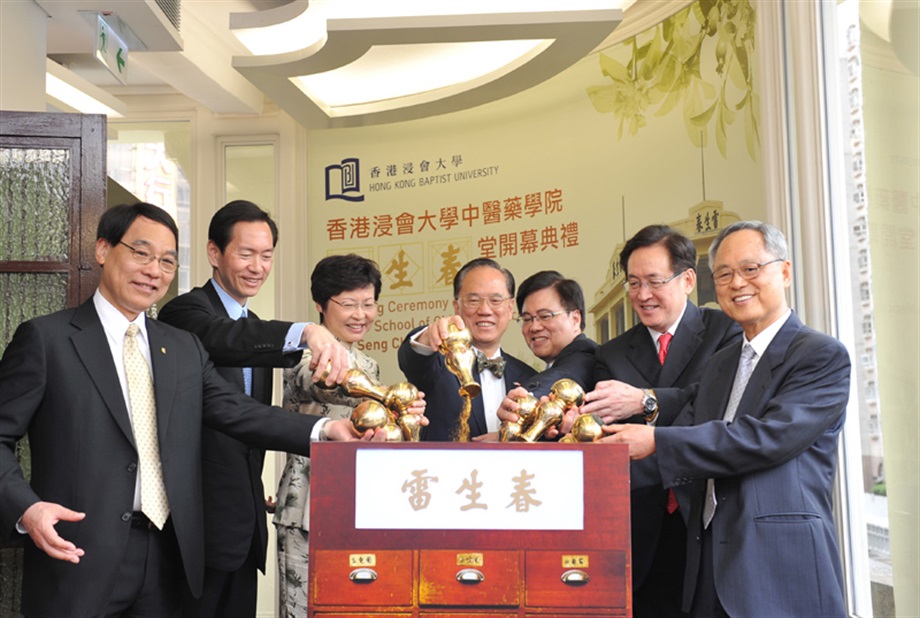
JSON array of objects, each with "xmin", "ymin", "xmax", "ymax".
[
  {"xmin": 348, "ymin": 568, "xmax": 378, "ymax": 583},
  {"xmin": 456, "ymin": 568, "xmax": 485, "ymax": 584},
  {"xmin": 561, "ymin": 569, "xmax": 590, "ymax": 585}
]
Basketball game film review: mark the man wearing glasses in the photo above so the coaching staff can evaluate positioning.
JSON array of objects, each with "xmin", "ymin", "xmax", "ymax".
[
  {"xmin": 604, "ymin": 221, "xmax": 849, "ymax": 617},
  {"xmin": 158, "ymin": 201, "xmax": 349, "ymax": 618},
  {"xmin": 398, "ymin": 258, "xmax": 535, "ymax": 441},
  {"xmin": 582, "ymin": 225, "xmax": 740, "ymax": 618},
  {"xmin": 494, "ymin": 270, "xmax": 597, "ymax": 423}
]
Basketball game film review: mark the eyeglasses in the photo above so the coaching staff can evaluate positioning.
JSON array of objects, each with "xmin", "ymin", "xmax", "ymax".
[
  {"xmin": 119, "ymin": 241, "xmax": 179, "ymax": 274},
  {"xmin": 329, "ymin": 298, "xmax": 378, "ymax": 313},
  {"xmin": 624, "ymin": 270, "xmax": 685, "ymax": 293},
  {"xmin": 516, "ymin": 310, "xmax": 571, "ymax": 325},
  {"xmin": 711, "ymin": 259, "xmax": 783, "ymax": 286},
  {"xmin": 457, "ymin": 294, "xmax": 512, "ymax": 309}
]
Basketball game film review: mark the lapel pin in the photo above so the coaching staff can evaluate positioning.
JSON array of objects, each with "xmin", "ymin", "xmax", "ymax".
[{"xmin": 161, "ymin": 347, "xmax": 167, "ymax": 354}]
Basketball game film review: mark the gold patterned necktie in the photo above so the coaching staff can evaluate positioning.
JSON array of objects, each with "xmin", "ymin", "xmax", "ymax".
[{"xmin": 124, "ymin": 323, "xmax": 170, "ymax": 529}]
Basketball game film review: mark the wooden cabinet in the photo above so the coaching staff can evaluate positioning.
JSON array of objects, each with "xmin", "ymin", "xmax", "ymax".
[{"xmin": 309, "ymin": 443, "xmax": 631, "ymax": 617}]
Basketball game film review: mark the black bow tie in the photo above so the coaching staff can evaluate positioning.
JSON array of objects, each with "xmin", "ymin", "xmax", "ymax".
[{"xmin": 475, "ymin": 350, "xmax": 506, "ymax": 378}]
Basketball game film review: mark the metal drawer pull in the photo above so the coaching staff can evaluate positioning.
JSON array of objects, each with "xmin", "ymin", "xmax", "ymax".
[
  {"xmin": 348, "ymin": 568, "xmax": 378, "ymax": 583},
  {"xmin": 456, "ymin": 568, "xmax": 485, "ymax": 584},
  {"xmin": 561, "ymin": 569, "xmax": 590, "ymax": 585}
]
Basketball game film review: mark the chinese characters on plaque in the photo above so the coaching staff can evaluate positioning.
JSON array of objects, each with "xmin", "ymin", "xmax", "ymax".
[{"xmin": 355, "ymin": 450, "xmax": 584, "ymax": 530}]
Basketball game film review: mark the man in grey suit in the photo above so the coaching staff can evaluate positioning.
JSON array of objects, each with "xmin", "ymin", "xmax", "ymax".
[
  {"xmin": 0, "ymin": 203, "xmax": 375, "ymax": 617},
  {"xmin": 605, "ymin": 221, "xmax": 850, "ymax": 617}
]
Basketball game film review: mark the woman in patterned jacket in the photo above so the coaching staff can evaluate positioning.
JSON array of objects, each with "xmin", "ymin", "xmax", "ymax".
[{"xmin": 273, "ymin": 253, "xmax": 425, "ymax": 617}]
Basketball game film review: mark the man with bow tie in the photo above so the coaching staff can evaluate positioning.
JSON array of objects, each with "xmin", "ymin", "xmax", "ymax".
[
  {"xmin": 398, "ymin": 258, "xmax": 535, "ymax": 441},
  {"xmin": 494, "ymin": 271, "xmax": 597, "ymax": 422}
]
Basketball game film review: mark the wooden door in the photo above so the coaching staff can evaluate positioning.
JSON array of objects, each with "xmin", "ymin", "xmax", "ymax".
[{"xmin": 0, "ymin": 110, "xmax": 106, "ymax": 615}]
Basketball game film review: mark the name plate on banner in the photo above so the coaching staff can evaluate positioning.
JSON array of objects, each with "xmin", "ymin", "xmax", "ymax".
[{"xmin": 355, "ymin": 449, "xmax": 584, "ymax": 530}]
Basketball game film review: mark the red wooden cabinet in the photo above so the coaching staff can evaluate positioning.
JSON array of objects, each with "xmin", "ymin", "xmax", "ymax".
[{"xmin": 309, "ymin": 443, "xmax": 631, "ymax": 617}]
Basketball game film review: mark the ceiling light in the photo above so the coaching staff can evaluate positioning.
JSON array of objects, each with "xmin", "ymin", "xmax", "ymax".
[
  {"xmin": 45, "ymin": 59, "xmax": 126, "ymax": 117},
  {"xmin": 294, "ymin": 40, "xmax": 550, "ymax": 112},
  {"xmin": 231, "ymin": 1, "xmax": 625, "ymax": 127}
]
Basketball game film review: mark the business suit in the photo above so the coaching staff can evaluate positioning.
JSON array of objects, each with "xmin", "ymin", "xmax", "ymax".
[
  {"xmin": 595, "ymin": 302, "xmax": 740, "ymax": 616},
  {"xmin": 398, "ymin": 326, "xmax": 535, "ymax": 441},
  {"xmin": 0, "ymin": 299, "xmax": 318, "ymax": 618},
  {"xmin": 522, "ymin": 332, "xmax": 598, "ymax": 397},
  {"xmin": 157, "ymin": 280, "xmax": 303, "ymax": 612},
  {"xmin": 654, "ymin": 313, "xmax": 849, "ymax": 617}
]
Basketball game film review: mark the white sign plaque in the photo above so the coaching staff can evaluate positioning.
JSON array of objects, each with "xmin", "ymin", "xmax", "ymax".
[{"xmin": 355, "ymin": 449, "xmax": 584, "ymax": 530}]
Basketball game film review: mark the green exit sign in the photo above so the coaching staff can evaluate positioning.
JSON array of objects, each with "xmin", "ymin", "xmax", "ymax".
[{"xmin": 95, "ymin": 14, "xmax": 129, "ymax": 85}]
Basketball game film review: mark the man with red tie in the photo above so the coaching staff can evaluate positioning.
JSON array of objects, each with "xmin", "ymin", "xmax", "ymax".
[{"xmin": 580, "ymin": 225, "xmax": 740, "ymax": 617}]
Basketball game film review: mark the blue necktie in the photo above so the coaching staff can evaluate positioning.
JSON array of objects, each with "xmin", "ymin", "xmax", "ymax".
[{"xmin": 241, "ymin": 309, "xmax": 253, "ymax": 396}]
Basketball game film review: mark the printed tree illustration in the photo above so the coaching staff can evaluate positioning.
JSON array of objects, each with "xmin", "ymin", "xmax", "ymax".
[{"xmin": 587, "ymin": 0, "xmax": 759, "ymax": 160}]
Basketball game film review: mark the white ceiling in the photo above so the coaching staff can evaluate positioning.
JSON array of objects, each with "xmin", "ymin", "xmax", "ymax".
[{"xmin": 40, "ymin": 0, "xmax": 650, "ymax": 126}]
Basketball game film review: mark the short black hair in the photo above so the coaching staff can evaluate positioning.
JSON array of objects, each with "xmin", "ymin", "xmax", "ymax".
[
  {"xmin": 311, "ymin": 254, "xmax": 382, "ymax": 322},
  {"xmin": 452, "ymin": 258, "xmax": 515, "ymax": 299},
  {"xmin": 619, "ymin": 225, "xmax": 697, "ymax": 276},
  {"xmin": 516, "ymin": 270, "xmax": 586, "ymax": 330},
  {"xmin": 208, "ymin": 200, "xmax": 279, "ymax": 252},
  {"xmin": 98, "ymin": 203, "xmax": 179, "ymax": 247}
]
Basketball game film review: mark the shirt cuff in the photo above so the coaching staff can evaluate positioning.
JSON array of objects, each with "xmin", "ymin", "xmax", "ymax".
[
  {"xmin": 311, "ymin": 417, "xmax": 332, "ymax": 442},
  {"xmin": 409, "ymin": 326, "xmax": 436, "ymax": 356},
  {"xmin": 285, "ymin": 322, "xmax": 312, "ymax": 351}
]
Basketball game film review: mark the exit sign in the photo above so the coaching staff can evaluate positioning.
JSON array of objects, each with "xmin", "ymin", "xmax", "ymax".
[{"xmin": 95, "ymin": 14, "xmax": 129, "ymax": 85}]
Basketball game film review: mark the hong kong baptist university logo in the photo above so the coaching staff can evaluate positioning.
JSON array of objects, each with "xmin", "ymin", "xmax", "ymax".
[{"xmin": 325, "ymin": 157, "xmax": 365, "ymax": 202}]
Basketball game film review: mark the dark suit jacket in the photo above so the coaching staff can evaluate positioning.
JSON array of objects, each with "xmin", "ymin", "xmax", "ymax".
[
  {"xmin": 521, "ymin": 333, "xmax": 598, "ymax": 398},
  {"xmin": 0, "ymin": 299, "xmax": 317, "ymax": 618},
  {"xmin": 594, "ymin": 302, "xmax": 740, "ymax": 587},
  {"xmin": 655, "ymin": 313, "xmax": 849, "ymax": 617},
  {"xmin": 398, "ymin": 326, "xmax": 535, "ymax": 441},
  {"xmin": 157, "ymin": 280, "xmax": 302, "ymax": 572}
]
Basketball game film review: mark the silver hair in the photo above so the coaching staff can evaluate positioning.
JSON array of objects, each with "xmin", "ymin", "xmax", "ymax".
[{"xmin": 708, "ymin": 221, "xmax": 788, "ymax": 270}]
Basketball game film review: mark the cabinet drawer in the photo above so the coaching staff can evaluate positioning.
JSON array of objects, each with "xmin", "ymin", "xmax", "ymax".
[
  {"xmin": 313, "ymin": 550, "xmax": 413, "ymax": 606},
  {"xmin": 419, "ymin": 550, "xmax": 520, "ymax": 606},
  {"xmin": 525, "ymin": 550, "xmax": 628, "ymax": 609}
]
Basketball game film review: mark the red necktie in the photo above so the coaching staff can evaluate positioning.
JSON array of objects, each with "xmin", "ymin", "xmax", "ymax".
[
  {"xmin": 658, "ymin": 332, "xmax": 672, "ymax": 365},
  {"xmin": 658, "ymin": 332, "xmax": 680, "ymax": 514}
]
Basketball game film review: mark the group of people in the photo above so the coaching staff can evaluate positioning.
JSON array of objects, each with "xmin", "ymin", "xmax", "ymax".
[{"xmin": 0, "ymin": 198, "xmax": 851, "ymax": 618}]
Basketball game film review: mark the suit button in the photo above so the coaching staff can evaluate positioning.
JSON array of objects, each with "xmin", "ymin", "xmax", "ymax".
[
  {"xmin": 122, "ymin": 512, "xmax": 132, "ymax": 522},
  {"xmin": 127, "ymin": 462, "xmax": 137, "ymax": 473}
]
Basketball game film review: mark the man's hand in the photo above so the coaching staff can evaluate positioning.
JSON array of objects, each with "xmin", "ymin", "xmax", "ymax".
[
  {"xmin": 496, "ymin": 386, "xmax": 532, "ymax": 423},
  {"xmin": 600, "ymin": 424, "xmax": 656, "ymax": 459},
  {"xmin": 414, "ymin": 315, "xmax": 466, "ymax": 350},
  {"xmin": 581, "ymin": 380, "xmax": 645, "ymax": 424},
  {"xmin": 322, "ymin": 418, "xmax": 388, "ymax": 442},
  {"xmin": 405, "ymin": 391, "xmax": 429, "ymax": 426},
  {"xmin": 21, "ymin": 502, "xmax": 85, "ymax": 563},
  {"xmin": 302, "ymin": 324, "xmax": 349, "ymax": 386}
]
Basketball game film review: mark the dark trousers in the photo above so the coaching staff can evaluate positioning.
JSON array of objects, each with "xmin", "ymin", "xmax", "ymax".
[
  {"xmin": 690, "ymin": 525, "xmax": 730, "ymax": 618},
  {"xmin": 634, "ymin": 509, "xmax": 690, "ymax": 618},
  {"xmin": 182, "ymin": 534, "xmax": 260, "ymax": 618},
  {"xmin": 103, "ymin": 516, "xmax": 183, "ymax": 618}
]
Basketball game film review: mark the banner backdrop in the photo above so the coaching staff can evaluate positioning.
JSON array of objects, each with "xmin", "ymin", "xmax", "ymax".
[{"xmin": 307, "ymin": 1, "xmax": 765, "ymax": 384}]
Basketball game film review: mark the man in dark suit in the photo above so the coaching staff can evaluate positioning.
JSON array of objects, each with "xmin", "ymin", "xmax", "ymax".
[
  {"xmin": 398, "ymin": 258, "xmax": 535, "ymax": 441},
  {"xmin": 157, "ymin": 200, "xmax": 346, "ymax": 617},
  {"xmin": 581, "ymin": 225, "xmax": 740, "ymax": 617},
  {"xmin": 605, "ymin": 221, "xmax": 850, "ymax": 617},
  {"xmin": 493, "ymin": 270, "xmax": 597, "ymax": 430},
  {"xmin": 0, "ymin": 203, "xmax": 373, "ymax": 618}
]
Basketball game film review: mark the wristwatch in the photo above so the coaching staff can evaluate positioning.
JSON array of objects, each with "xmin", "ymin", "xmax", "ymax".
[
  {"xmin": 318, "ymin": 419, "xmax": 329, "ymax": 442},
  {"xmin": 641, "ymin": 388, "xmax": 658, "ymax": 424}
]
